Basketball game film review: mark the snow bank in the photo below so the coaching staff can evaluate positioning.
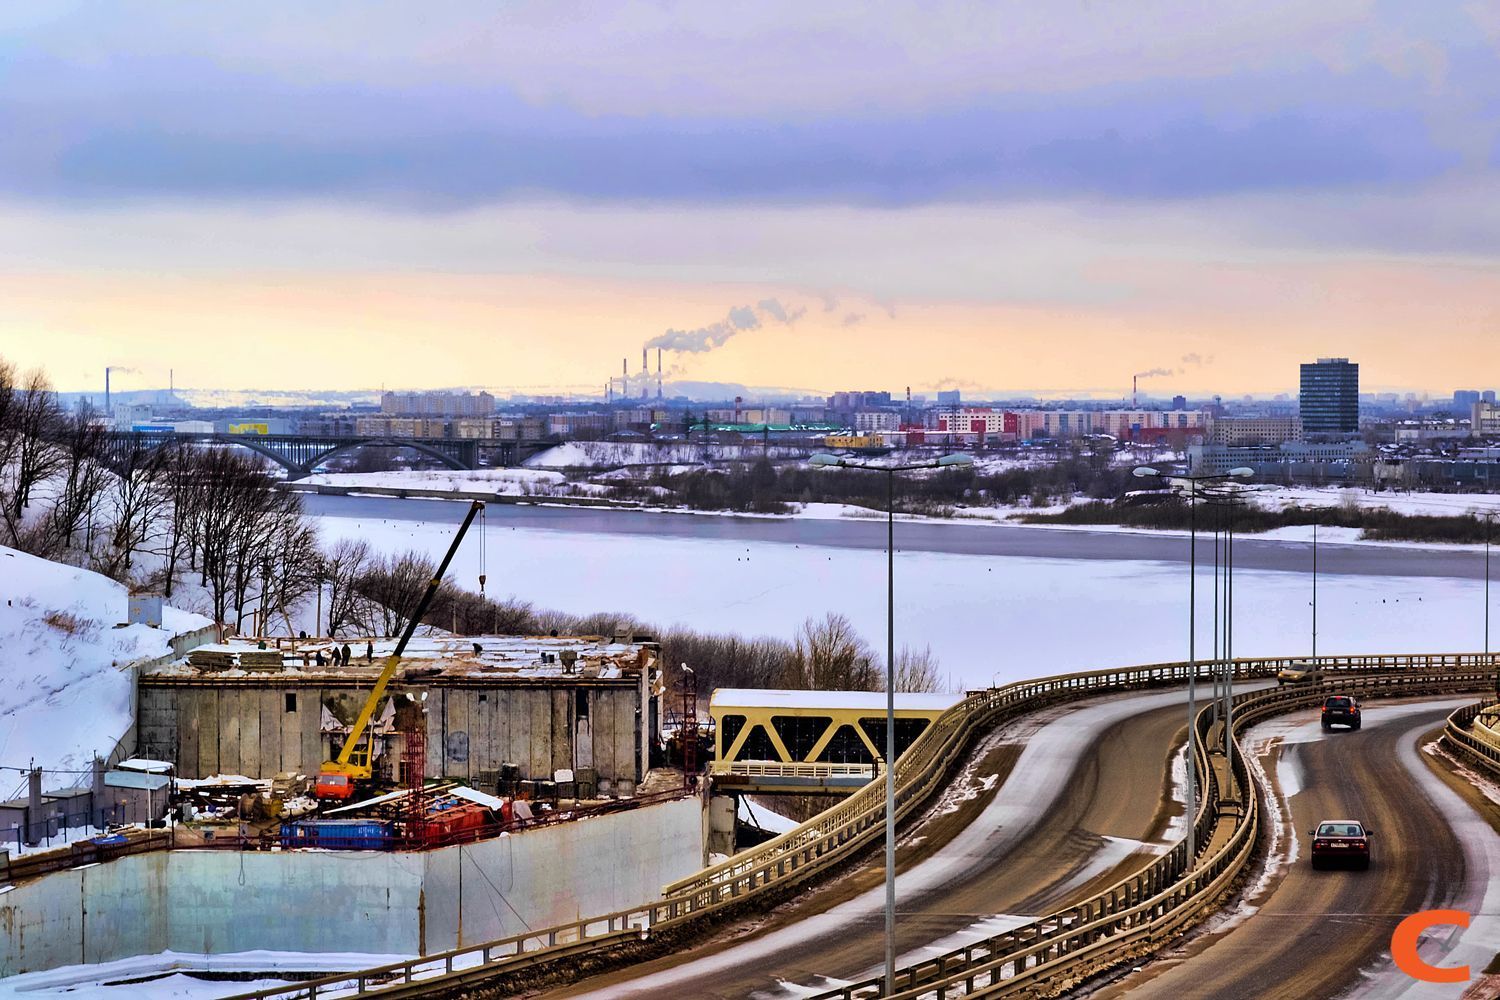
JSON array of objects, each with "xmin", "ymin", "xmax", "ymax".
[
  {"xmin": 1247, "ymin": 485, "xmax": 1500, "ymax": 518},
  {"xmin": 0, "ymin": 546, "xmax": 210, "ymax": 775},
  {"xmin": 0, "ymin": 948, "xmax": 411, "ymax": 999},
  {"xmin": 301, "ymin": 467, "xmax": 570, "ymax": 495}
]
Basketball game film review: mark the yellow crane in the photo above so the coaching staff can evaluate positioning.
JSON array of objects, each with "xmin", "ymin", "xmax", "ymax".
[{"xmin": 315, "ymin": 500, "xmax": 485, "ymax": 800}]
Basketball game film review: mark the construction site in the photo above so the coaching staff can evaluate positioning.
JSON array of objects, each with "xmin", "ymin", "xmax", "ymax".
[{"xmin": 0, "ymin": 501, "xmax": 710, "ymax": 979}]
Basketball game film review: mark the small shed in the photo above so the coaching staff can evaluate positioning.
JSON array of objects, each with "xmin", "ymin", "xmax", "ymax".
[
  {"xmin": 0, "ymin": 799, "xmax": 31, "ymax": 848},
  {"xmin": 42, "ymin": 786, "xmax": 93, "ymax": 830},
  {"xmin": 104, "ymin": 771, "xmax": 171, "ymax": 825}
]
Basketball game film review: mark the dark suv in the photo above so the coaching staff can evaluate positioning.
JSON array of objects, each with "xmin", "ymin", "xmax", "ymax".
[{"xmin": 1321, "ymin": 694, "xmax": 1361, "ymax": 731}]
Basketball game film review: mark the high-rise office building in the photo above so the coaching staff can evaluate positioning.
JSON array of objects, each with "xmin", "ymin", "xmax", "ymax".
[{"xmin": 1299, "ymin": 358, "xmax": 1359, "ymax": 435}]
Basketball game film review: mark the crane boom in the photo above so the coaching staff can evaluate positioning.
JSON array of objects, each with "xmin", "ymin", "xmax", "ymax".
[{"xmin": 319, "ymin": 500, "xmax": 484, "ymax": 788}]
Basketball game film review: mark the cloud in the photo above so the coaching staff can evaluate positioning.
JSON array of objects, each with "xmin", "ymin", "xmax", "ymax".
[
  {"xmin": 841, "ymin": 312, "xmax": 866, "ymax": 327},
  {"xmin": 644, "ymin": 299, "xmax": 803, "ymax": 356},
  {"xmin": 0, "ymin": 4, "xmax": 1485, "ymax": 209},
  {"xmin": 1180, "ymin": 353, "xmax": 1214, "ymax": 366}
]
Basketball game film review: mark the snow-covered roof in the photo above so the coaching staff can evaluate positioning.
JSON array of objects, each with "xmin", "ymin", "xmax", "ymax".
[
  {"xmin": 117, "ymin": 758, "xmax": 174, "ymax": 774},
  {"xmin": 104, "ymin": 771, "xmax": 170, "ymax": 791},
  {"xmin": 710, "ymin": 688, "xmax": 963, "ymax": 713},
  {"xmin": 146, "ymin": 633, "xmax": 655, "ymax": 682}
]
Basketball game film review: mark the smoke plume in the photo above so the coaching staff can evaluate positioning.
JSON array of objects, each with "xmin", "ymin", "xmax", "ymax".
[
  {"xmin": 1134, "ymin": 367, "xmax": 1174, "ymax": 380},
  {"xmin": 645, "ymin": 298, "xmax": 805, "ymax": 355}
]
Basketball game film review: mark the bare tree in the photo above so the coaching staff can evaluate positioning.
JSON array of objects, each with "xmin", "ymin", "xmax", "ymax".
[
  {"xmin": 43, "ymin": 406, "xmax": 111, "ymax": 555},
  {"xmin": 356, "ymin": 550, "xmax": 440, "ymax": 636},
  {"xmin": 159, "ymin": 445, "xmax": 205, "ymax": 598},
  {"xmin": 322, "ymin": 537, "xmax": 370, "ymax": 638},
  {"xmin": 778, "ymin": 613, "xmax": 879, "ymax": 691},
  {"xmin": 890, "ymin": 644, "xmax": 942, "ymax": 693},
  {"xmin": 0, "ymin": 368, "xmax": 67, "ymax": 544},
  {"xmin": 99, "ymin": 443, "xmax": 171, "ymax": 579}
]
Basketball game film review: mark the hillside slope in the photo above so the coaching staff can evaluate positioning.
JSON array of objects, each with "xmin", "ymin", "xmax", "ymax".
[{"xmin": 0, "ymin": 546, "xmax": 211, "ymax": 776}]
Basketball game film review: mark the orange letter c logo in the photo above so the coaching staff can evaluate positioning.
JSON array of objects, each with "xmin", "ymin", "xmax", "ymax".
[{"xmin": 1392, "ymin": 910, "xmax": 1470, "ymax": 983}]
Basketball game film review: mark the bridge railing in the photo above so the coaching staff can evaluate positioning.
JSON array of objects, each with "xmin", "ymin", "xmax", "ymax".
[
  {"xmin": 1444, "ymin": 696, "xmax": 1500, "ymax": 776},
  {"xmin": 815, "ymin": 666, "xmax": 1496, "ymax": 999},
  {"xmin": 224, "ymin": 652, "xmax": 1496, "ymax": 1000}
]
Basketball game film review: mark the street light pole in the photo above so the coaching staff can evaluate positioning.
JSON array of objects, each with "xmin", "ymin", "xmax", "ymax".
[
  {"xmin": 1485, "ymin": 511, "xmax": 1493, "ymax": 695},
  {"xmin": 1134, "ymin": 465, "xmax": 1254, "ymax": 867},
  {"xmin": 808, "ymin": 449, "xmax": 973, "ymax": 993},
  {"xmin": 1312, "ymin": 518, "xmax": 1318, "ymax": 664},
  {"xmin": 1187, "ymin": 488, "xmax": 1198, "ymax": 862},
  {"xmin": 884, "ymin": 465, "xmax": 896, "ymax": 992}
]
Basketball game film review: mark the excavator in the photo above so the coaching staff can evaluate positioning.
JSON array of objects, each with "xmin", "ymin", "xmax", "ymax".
[{"xmin": 315, "ymin": 500, "xmax": 485, "ymax": 800}]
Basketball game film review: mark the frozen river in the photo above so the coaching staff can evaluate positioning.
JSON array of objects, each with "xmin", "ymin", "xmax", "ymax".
[{"xmin": 304, "ymin": 495, "xmax": 1491, "ymax": 691}]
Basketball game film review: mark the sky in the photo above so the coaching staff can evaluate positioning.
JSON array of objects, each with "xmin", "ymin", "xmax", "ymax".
[{"xmin": 0, "ymin": 2, "xmax": 1497, "ymax": 399}]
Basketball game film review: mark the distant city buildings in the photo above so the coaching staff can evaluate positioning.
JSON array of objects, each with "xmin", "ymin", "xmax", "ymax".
[
  {"xmin": 1474, "ymin": 401, "xmax": 1500, "ymax": 436},
  {"xmin": 1208, "ymin": 416, "xmax": 1302, "ymax": 447},
  {"xmin": 381, "ymin": 391, "xmax": 496, "ymax": 418},
  {"xmin": 935, "ymin": 406, "xmax": 1208, "ymax": 442},
  {"xmin": 936, "ymin": 390, "xmax": 962, "ymax": 406},
  {"xmin": 1299, "ymin": 358, "xmax": 1360, "ymax": 435}
]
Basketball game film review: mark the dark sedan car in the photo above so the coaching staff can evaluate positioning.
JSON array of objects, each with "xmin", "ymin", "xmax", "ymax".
[
  {"xmin": 1321, "ymin": 695, "xmax": 1362, "ymax": 731},
  {"xmin": 1310, "ymin": 819, "xmax": 1372, "ymax": 870}
]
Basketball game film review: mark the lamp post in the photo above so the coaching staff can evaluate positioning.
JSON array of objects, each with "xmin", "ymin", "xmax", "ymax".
[
  {"xmin": 1133, "ymin": 465, "xmax": 1253, "ymax": 865},
  {"xmin": 808, "ymin": 449, "xmax": 974, "ymax": 993},
  {"xmin": 1312, "ymin": 517, "xmax": 1319, "ymax": 665},
  {"xmin": 1485, "ymin": 511, "xmax": 1494, "ymax": 695}
]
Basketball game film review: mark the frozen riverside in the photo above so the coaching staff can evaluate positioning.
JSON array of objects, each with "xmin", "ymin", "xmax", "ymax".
[
  {"xmin": 307, "ymin": 495, "xmax": 1495, "ymax": 691},
  {"xmin": 303, "ymin": 494, "xmax": 1495, "ymax": 581}
]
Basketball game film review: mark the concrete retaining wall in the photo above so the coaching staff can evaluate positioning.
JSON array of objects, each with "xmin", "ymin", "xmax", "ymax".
[{"xmin": 0, "ymin": 795, "xmax": 702, "ymax": 977}]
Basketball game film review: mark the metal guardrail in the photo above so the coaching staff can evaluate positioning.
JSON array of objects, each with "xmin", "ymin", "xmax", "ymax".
[
  {"xmin": 813, "ymin": 667, "xmax": 1495, "ymax": 999},
  {"xmin": 225, "ymin": 652, "xmax": 1496, "ymax": 1000},
  {"xmin": 715, "ymin": 761, "xmax": 879, "ymax": 779},
  {"xmin": 1443, "ymin": 699, "xmax": 1500, "ymax": 776}
]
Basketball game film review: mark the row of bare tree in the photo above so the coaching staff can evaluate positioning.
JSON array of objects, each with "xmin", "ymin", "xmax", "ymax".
[
  {"xmin": 0, "ymin": 357, "xmax": 319, "ymax": 633},
  {"xmin": 317, "ymin": 538, "xmax": 941, "ymax": 693}
]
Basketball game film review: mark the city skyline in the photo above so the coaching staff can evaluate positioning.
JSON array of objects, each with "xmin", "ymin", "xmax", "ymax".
[{"xmin": 3, "ymin": 4, "xmax": 1498, "ymax": 395}]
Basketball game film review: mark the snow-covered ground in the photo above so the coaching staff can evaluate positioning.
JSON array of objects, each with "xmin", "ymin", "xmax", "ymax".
[
  {"xmin": 299, "ymin": 467, "xmax": 606, "ymax": 497},
  {"xmin": 0, "ymin": 950, "xmax": 410, "ymax": 1000},
  {"xmin": 1245, "ymin": 484, "xmax": 1500, "ymax": 518},
  {"xmin": 309, "ymin": 512, "xmax": 1493, "ymax": 692},
  {"xmin": 0, "ymin": 546, "xmax": 210, "ymax": 776}
]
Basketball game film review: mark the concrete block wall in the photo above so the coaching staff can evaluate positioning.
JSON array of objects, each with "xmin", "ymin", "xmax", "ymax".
[
  {"xmin": 0, "ymin": 795, "xmax": 703, "ymax": 977},
  {"xmin": 138, "ymin": 679, "xmax": 643, "ymax": 786}
]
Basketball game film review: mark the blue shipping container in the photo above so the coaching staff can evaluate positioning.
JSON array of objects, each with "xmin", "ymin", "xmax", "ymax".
[{"xmin": 280, "ymin": 819, "xmax": 394, "ymax": 851}]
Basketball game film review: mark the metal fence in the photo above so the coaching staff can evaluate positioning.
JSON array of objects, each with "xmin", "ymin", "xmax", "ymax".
[{"xmin": 224, "ymin": 651, "xmax": 1496, "ymax": 1000}]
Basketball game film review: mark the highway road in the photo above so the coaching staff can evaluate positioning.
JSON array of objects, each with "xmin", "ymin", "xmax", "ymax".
[
  {"xmin": 532, "ymin": 686, "xmax": 1202, "ymax": 1000},
  {"xmin": 1094, "ymin": 698, "xmax": 1500, "ymax": 1000}
]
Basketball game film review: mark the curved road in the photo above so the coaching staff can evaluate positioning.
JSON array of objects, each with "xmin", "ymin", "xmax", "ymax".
[
  {"xmin": 1097, "ymin": 698, "xmax": 1500, "ymax": 1000},
  {"xmin": 531, "ymin": 687, "xmax": 1199, "ymax": 1000}
]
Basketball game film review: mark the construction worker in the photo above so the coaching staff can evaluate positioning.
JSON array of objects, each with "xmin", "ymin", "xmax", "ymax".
[
  {"xmin": 342, "ymin": 643, "xmax": 352, "ymax": 665},
  {"xmin": 365, "ymin": 642, "xmax": 374, "ymax": 662}
]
